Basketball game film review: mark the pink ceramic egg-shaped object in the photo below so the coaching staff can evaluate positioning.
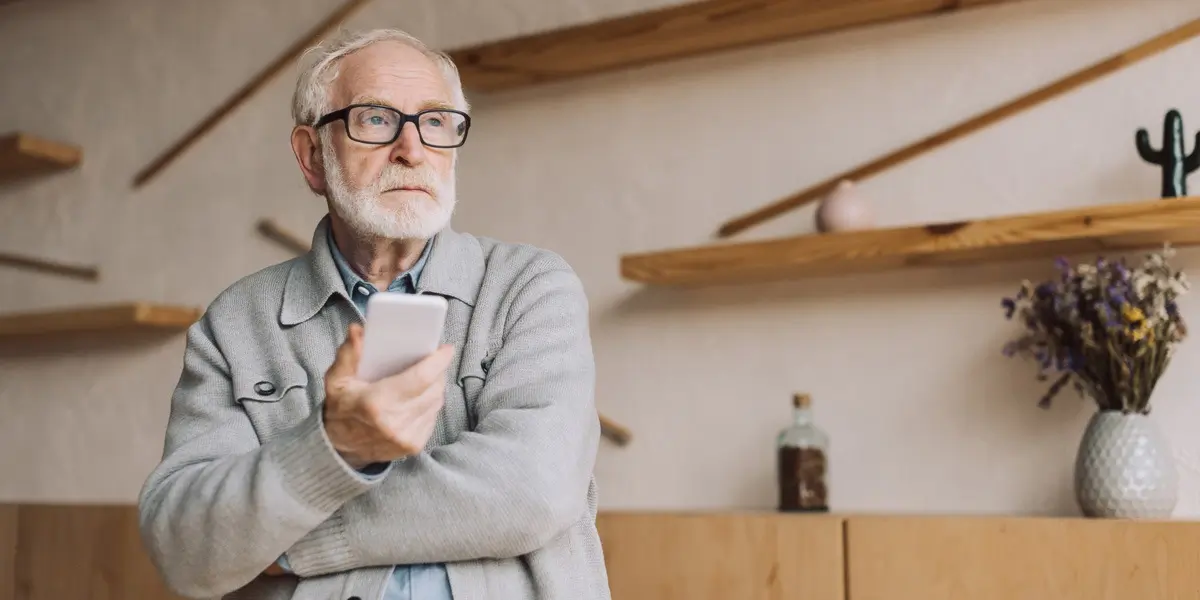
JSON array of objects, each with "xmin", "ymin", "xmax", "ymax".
[{"xmin": 815, "ymin": 180, "xmax": 874, "ymax": 233}]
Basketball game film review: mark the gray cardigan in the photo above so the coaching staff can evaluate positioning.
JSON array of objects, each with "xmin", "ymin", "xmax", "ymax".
[{"xmin": 137, "ymin": 216, "xmax": 611, "ymax": 600}]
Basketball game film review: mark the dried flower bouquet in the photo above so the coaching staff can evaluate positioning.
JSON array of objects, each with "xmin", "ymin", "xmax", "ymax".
[{"xmin": 1001, "ymin": 245, "xmax": 1190, "ymax": 414}]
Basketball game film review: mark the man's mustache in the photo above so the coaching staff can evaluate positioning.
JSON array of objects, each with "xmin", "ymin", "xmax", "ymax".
[{"xmin": 373, "ymin": 165, "xmax": 440, "ymax": 196}]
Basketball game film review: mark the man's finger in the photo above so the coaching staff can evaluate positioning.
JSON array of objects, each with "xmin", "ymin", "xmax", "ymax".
[
  {"xmin": 414, "ymin": 344, "xmax": 455, "ymax": 382},
  {"xmin": 408, "ymin": 390, "xmax": 443, "ymax": 438},
  {"xmin": 327, "ymin": 324, "xmax": 364, "ymax": 379},
  {"xmin": 379, "ymin": 344, "xmax": 455, "ymax": 397}
]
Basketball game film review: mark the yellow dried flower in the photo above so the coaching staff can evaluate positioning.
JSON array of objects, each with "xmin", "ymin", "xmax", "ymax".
[
  {"xmin": 1130, "ymin": 325, "xmax": 1150, "ymax": 342},
  {"xmin": 1122, "ymin": 305, "xmax": 1146, "ymax": 324}
]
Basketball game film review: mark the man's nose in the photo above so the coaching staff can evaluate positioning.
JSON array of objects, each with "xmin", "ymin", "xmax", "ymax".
[{"xmin": 390, "ymin": 122, "xmax": 427, "ymax": 166}]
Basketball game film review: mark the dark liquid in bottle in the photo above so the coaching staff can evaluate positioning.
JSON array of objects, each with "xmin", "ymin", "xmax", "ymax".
[{"xmin": 778, "ymin": 446, "xmax": 829, "ymax": 512}]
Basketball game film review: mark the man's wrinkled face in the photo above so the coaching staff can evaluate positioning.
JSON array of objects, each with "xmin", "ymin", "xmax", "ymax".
[{"xmin": 320, "ymin": 41, "xmax": 458, "ymax": 240}]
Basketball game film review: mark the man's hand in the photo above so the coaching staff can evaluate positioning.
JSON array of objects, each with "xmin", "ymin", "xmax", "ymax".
[{"xmin": 322, "ymin": 323, "xmax": 453, "ymax": 470}]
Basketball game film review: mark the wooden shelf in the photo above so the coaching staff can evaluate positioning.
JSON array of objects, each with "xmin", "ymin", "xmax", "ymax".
[
  {"xmin": 448, "ymin": 0, "xmax": 1023, "ymax": 93},
  {"xmin": 0, "ymin": 132, "xmax": 82, "ymax": 183},
  {"xmin": 0, "ymin": 302, "xmax": 202, "ymax": 339},
  {"xmin": 622, "ymin": 196, "xmax": 1200, "ymax": 286}
]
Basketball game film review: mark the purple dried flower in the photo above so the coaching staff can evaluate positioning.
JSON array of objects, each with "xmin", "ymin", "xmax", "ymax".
[
  {"xmin": 1101, "ymin": 304, "xmax": 1118, "ymax": 328},
  {"xmin": 1001, "ymin": 248, "xmax": 1189, "ymax": 413}
]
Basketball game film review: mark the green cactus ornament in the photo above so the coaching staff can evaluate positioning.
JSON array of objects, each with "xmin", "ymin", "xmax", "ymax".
[{"xmin": 1136, "ymin": 109, "xmax": 1200, "ymax": 198}]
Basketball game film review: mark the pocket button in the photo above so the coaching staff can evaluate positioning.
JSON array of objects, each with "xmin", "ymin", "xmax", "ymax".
[{"xmin": 253, "ymin": 381, "xmax": 276, "ymax": 396}]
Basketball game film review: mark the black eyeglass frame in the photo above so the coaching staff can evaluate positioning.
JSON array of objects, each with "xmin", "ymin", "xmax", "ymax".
[{"xmin": 314, "ymin": 103, "xmax": 472, "ymax": 149}]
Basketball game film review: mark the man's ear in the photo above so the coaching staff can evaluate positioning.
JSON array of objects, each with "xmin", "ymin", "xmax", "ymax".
[{"xmin": 290, "ymin": 126, "xmax": 327, "ymax": 195}]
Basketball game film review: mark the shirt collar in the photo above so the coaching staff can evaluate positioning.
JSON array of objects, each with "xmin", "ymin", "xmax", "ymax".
[
  {"xmin": 326, "ymin": 224, "xmax": 430, "ymax": 296},
  {"xmin": 280, "ymin": 215, "xmax": 483, "ymax": 326}
]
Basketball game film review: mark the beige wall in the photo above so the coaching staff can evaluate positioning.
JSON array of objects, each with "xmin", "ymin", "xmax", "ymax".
[{"xmin": 2, "ymin": 0, "xmax": 1200, "ymax": 517}]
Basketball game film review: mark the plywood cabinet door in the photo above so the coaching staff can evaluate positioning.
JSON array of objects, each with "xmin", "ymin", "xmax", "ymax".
[
  {"xmin": 845, "ymin": 516, "xmax": 1200, "ymax": 600},
  {"xmin": 598, "ymin": 511, "xmax": 845, "ymax": 600},
  {"xmin": 4, "ymin": 504, "xmax": 183, "ymax": 600}
]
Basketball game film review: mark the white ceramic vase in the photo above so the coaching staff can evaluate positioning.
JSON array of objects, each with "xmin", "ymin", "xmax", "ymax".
[
  {"xmin": 1074, "ymin": 410, "xmax": 1178, "ymax": 519},
  {"xmin": 814, "ymin": 179, "xmax": 874, "ymax": 233}
]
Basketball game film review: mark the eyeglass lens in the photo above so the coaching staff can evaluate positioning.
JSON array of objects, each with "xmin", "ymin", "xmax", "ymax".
[{"xmin": 348, "ymin": 106, "xmax": 467, "ymax": 146}]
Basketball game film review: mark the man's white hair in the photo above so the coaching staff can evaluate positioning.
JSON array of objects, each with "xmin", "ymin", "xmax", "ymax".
[{"xmin": 291, "ymin": 28, "xmax": 470, "ymax": 127}]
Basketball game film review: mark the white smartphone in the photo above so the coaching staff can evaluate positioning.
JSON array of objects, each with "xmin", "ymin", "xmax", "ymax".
[{"xmin": 357, "ymin": 292, "xmax": 449, "ymax": 383}]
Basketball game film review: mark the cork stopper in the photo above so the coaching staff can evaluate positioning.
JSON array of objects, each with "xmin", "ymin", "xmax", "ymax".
[{"xmin": 792, "ymin": 393, "xmax": 811, "ymax": 408}]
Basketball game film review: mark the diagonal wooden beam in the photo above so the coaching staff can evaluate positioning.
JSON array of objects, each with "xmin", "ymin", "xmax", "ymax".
[
  {"xmin": 715, "ymin": 15, "xmax": 1200, "ymax": 238},
  {"xmin": 132, "ymin": 0, "xmax": 373, "ymax": 189},
  {"xmin": 254, "ymin": 218, "xmax": 634, "ymax": 447},
  {"xmin": 0, "ymin": 251, "xmax": 98, "ymax": 281},
  {"xmin": 257, "ymin": 218, "xmax": 312, "ymax": 255},
  {"xmin": 599, "ymin": 414, "xmax": 633, "ymax": 446},
  {"xmin": 130, "ymin": 0, "xmax": 1027, "ymax": 188}
]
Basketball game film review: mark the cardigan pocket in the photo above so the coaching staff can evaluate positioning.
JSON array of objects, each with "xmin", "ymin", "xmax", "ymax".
[{"xmin": 233, "ymin": 364, "xmax": 311, "ymax": 443}]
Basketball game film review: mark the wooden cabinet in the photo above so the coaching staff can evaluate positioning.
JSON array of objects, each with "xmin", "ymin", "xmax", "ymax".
[
  {"xmin": 0, "ymin": 504, "xmax": 182, "ymax": 600},
  {"xmin": 5, "ymin": 505, "xmax": 1200, "ymax": 599},
  {"xmin": 597, "ymin": 511, "xmax": 845, "ymax": 600},
  {"xmin": 844, "ymin": 515, "xmax": 1200, "ymax": 600},
  {"xmin": 598, "ymin": 511, "xmax": 1200, "ymax": 600}
]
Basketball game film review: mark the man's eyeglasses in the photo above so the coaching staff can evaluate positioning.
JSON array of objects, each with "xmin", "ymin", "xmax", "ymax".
[{"xmin": 315, "ymin": 104, "xmax": 471, "ymax": 149}]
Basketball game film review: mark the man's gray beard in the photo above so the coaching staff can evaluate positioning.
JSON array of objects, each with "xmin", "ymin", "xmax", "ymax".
[{"xmin": 321, "ymin": 145, "xmax": 457, "ymax": 241}]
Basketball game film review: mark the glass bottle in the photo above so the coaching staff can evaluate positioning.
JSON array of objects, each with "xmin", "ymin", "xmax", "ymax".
[{"xmin": 777, "ymin": 393, "xmax": 830, "ymax": 512}]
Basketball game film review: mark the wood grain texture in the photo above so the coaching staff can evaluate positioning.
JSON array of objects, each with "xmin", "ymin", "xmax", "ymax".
[
  {"xmin": 596, "ymin": 511, "xmax": 845, "ymax": 600},
  {"xmin": 623, "ymin": 196, "xmax": 1200, "ymax": 286},
  {"xmin": 0, "ymin": 302, "xmax": 202, "ymax": 338},
  {"xmin": 449, "ymin": 0, "xmax": 1023, "ymax": 93},
  {"xmin": 716, "ymin": 14, "xmax": 1200, "ymax": 237},
  {"xmin": 7, "ymin": 504, "xmax": 182, "ymax": 600},
  {"xmin": 845, "ymin": 515, "xmax": 1200, "ymax": 600},
  {"xmin": 0, "ymin": 505, "xmax": 16, "ymax": 600},
  {"xmin": 0, "ymin": 132, "xmax": 82, "ymax": 184}
]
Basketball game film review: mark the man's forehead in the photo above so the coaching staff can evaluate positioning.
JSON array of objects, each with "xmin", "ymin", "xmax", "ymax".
[{"xmin": 331, "ymin": 42, "xmax": 452, "ymax": 109}]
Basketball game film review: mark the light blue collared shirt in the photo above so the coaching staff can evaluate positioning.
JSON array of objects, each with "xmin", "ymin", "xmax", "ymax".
[
  {"xmin": 329, "ymin": 227, "xmax": 431, "ymax": 315},
  {"xmin": 278, "ymin": 227, "xmax": 452, "ymax": 599}
]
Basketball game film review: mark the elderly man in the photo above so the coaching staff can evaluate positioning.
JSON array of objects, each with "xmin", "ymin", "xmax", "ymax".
[{"xmin": 137, "ymin": 28, "xmax": 609, "ymax": 600}]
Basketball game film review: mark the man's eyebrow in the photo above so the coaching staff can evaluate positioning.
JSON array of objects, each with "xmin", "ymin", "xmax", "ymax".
[
  {"xmin": 353, "ymin": 96, "xmax": 395, "ymax": 108},
  {"xmin": 420, "ymin": 100, "xmax": 457, "ymax": 111}
]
